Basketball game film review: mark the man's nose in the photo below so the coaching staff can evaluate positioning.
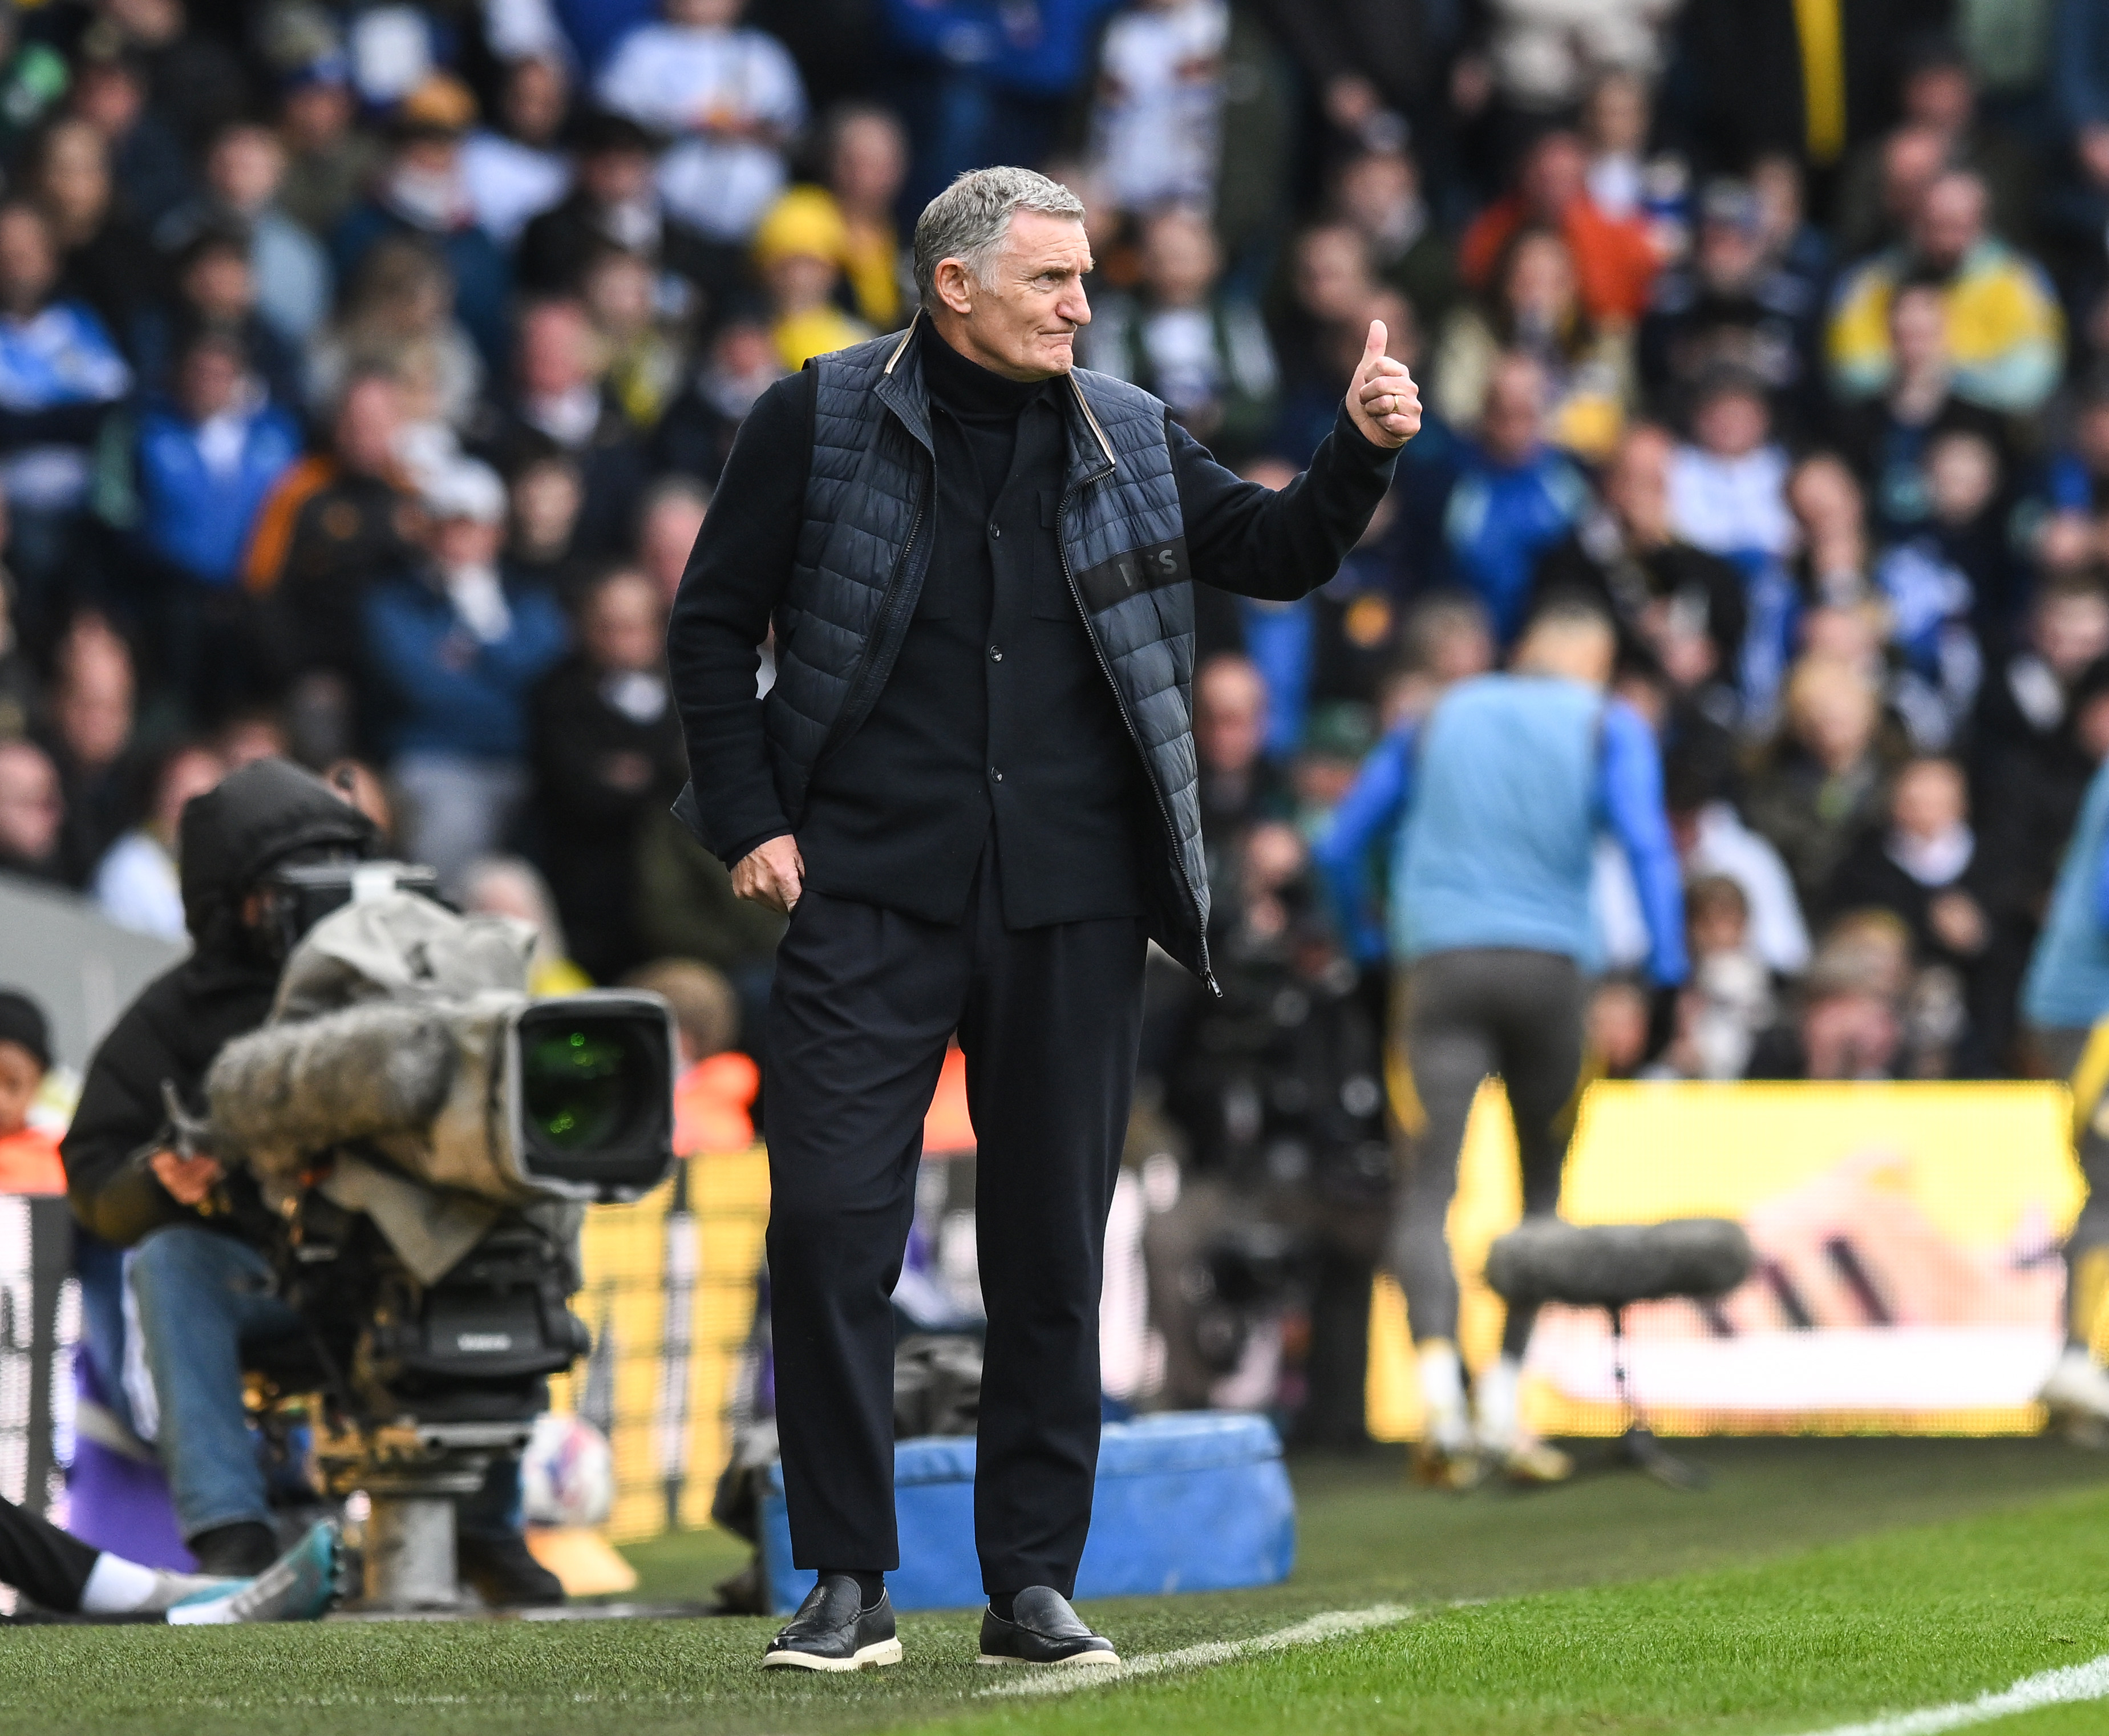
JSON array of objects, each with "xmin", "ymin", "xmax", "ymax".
[{"xmin": 1062, "ymin": 280, "xmax": 1091, "ymax": 327}]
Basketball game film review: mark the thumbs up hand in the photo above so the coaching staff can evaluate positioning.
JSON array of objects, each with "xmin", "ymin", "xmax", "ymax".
[{"xmin": 1345, "ymin": 319, "xmax": 1422, "ymax": 450}]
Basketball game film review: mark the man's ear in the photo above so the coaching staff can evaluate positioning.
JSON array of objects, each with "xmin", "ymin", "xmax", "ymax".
[{"xmin": 934, "ymin": 257, "xmax": 975, "ymax": 315}]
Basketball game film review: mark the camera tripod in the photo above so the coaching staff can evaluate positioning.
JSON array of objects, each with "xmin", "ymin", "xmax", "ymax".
[{"xmin": 317, "ymin": 1417, "xmax": 535, "ymax": 1610}]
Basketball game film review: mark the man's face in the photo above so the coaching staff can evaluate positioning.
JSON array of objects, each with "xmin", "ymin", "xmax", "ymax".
[
  {"xmin": 1914, "ymin": 175, "xmax": 1985, "ymax": 272},
  {"xmin": 433, "ymin": 514, "xmax": 503, "ymax": 569},
  {"xmin": 583, "ymin": 147, "xmax": 653, "ymax": 208},
  {"xmin": 519, "ymin": 304, "xmax": 592, "ymax": 397},
  {"xmin": 1337, "ymin": 153, "xmax": 1413, "ymax": 233},
  {"xmin": 2037, "ymin": 592, "xmax": 2109, "ymax": 678},
  {"xmin": 1140, "ymin": 212, "xmax": 1216, "ymax": 307},
  {"xmin": 1195, "ymin": 666, "xmax": 1265, "ymax": 774},
  {"xmin": 940, "ymin": 210, "xmax": 1092, "ymax": 381},
  {"xmin": 335, "ymin": 377, "xmax": 401, "ymax": 476},
  {"xmin": 1606, "ymin": 428, "xmax": 1673, "ymax": 544},
  {"xmin": 585, "ymin": 574, "xmax": 665, "ymax": 673},
  {"xmin": 1882, "ymin": 128, "xmax": 1945, "ymax": 226},
  {"xmin": 1480, "ymin": 360, "xmax": 1545, "ymax": 466},
  {"xmin": 505, "ymin": 58, "xmax": 568, "ymax": 147},
  {"xmin": 1905, "ymin": 64, "xmax": 1973, "ymax": 133},
  {"xmin": 0, "ymin": 744, "xmax": 60, "ymax": 863},
  {"xmin": 179, "ymin": 343, "xmax": 243, "ymax": 422},
  {"xmin": 832, "ymin": 114, "xmax": 905, "ymax": 212},
  {"xmin": 209, "ymin": 127, "xmax": 282, "ymax": 213},
  {"xmin": 1697, "ymin": 218, "xmax": 1762, "ymax": 293},
  {"xmin": 183, "ymin": 247, "xmax": 252, "ymax": 321},
  {"xmin": 1892, "ymin": 760, "xmax": 1965, "ymax": 840},
  {"xmin": 1294, "ymin": 226, "xmax": 1370, "ymax": 322},
  {"xmin": 283, "ymin": 81, "xmax": 353, "ymax": 149},
  {"xmin": 56, "ymin": 645, "xmax": 133, "ymax": 767},
  {"xmin": 0, "ymin": 1039, "xmax": 39, "ymax": 1139},
  {"xmin": 1693, "ymin": 388, "xmax": 1768, "ymax": 460},
  {"xmin": 642, "ymin": 496, "xmax": 707, "ymax": 603},
  {"xmin": 511, "ymin": 460, "xmax": 581, "ymax": 552},
  {"xmin": 1520, "ymin": 133, "xmax": 1585, "ymax": 217},
  {"xmin": 0, "ymin": 209, "xmax": 56, "ymax": 314},
  {"xmin": 1888, "ymin": 286, "xmax": 1947, "ymax": 373},
  {"xmin": 1803, "ymin": 990, "xmax": 1900, "ymax": 1079}
]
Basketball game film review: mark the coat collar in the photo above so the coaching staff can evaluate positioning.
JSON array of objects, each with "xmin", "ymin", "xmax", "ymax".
[{"xmin": 872, "ymin": 307, "xmax": 1116, "ymax": 491}]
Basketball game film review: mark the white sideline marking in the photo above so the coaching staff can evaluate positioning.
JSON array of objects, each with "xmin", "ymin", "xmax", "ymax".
[
  {"xmin": 1794, "ymin": 1653, "xmax": 2109, "ymax": 1736},
  {"xmin": 974, "ymin": 1602, "xmax": 1418, "ymax": 1698}
]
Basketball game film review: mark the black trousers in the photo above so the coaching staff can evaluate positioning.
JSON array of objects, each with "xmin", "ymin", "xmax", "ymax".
[
  {"xmin": 763, "ymin": 845, "xmax": 1146, "ymax": 1595},
  {"xmin": 1389, "ymin": 947, "xmax": 1586, "ymax": 1356},
  {"xmin": 0, "ymin": 1493, "xmax": 98, "ymax": 1614}
]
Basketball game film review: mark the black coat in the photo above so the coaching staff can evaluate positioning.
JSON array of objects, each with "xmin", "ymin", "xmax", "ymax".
[
  {"xmin": 529, "ymin": 656, "xmax": 689, "ymax": 981},
  {"xmin": 471, "ymin": 394, "xmax": 649, "ymax": 560},
  {"xmin": 60, "ymin": 758, "xmax": 379, "ymax": 1247},
  {"xmin": 1533, "ymin": 525, "xmax": 1750, "ymax": 682},
  {"xmin": 515, "ymin": 192, "xmax": 738, "ymax": 307}
]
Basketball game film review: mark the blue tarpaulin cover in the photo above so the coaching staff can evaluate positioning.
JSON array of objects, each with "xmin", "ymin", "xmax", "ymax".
[{"xmin": 758, "ymin": 1411, "xmax": 1296, "ymax": 1613}]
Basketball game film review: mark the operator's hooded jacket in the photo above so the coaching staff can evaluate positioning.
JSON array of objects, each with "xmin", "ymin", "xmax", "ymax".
[{"xmin": 60, "ymin": 759, "xmax": 378, "ymax": 1247}]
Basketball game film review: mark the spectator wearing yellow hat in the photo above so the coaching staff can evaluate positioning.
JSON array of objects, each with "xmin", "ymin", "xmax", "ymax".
[{"xmin": 753, "ymin": 187, "xmax": 872, "ymax": 370}]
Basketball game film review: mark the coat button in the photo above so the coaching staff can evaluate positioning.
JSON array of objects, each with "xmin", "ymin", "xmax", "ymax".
[
  {"xmin": 989, "ymin": 645, "xmax": 1003, "ymax": 662},
  {"xmin": 989, "ymin": 522, "xmax": 1002, "ymax": 539},
  {"xmin": 990, "ymin": 767, "xmax": 1003, "ymax": 782}
]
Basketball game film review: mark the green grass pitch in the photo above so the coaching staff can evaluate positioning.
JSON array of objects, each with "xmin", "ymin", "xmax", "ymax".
[{"xmin": 7, "ymin": 1438, "xmax": 2109, "ymax": 1735}]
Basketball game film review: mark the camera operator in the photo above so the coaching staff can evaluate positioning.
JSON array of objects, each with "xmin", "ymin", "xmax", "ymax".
[{"xmin": 59, "ymin": 758, "xmax": 561, "ymax": 1605}]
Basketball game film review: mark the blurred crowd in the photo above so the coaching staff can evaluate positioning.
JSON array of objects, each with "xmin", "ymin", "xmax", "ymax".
[{"xmin": 5, "ymin": 0, "xmax": 2109, "ymax": 1436}]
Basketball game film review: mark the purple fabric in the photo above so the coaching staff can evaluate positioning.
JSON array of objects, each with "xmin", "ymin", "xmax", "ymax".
[{"xmin": 66, "ymin": 1357, "xmax": 193, "ymax": 1571}]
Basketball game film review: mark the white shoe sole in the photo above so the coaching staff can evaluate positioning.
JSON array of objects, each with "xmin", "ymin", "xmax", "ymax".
[
  {"xmin": 761, "ymin": 1637, "xmax": 902, "ymax": 1671},
  {"xmin": 976, "ymin": 1649, "xmax": 1122, "ymax": 1667}
]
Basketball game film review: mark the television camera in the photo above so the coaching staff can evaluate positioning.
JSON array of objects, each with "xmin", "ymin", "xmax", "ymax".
[{"xmin": 194, "ymin": 861, "xmax": 678, "ymax": 1609}]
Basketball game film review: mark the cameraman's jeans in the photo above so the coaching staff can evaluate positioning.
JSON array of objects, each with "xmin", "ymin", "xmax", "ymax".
[
  {"xmin": 126, "ymin": 1227, "xmax": 305, "ymax": 1540},
  {"xmin": 126, "ymin": 1225, "xmax": 524, "ymax": 1544}
]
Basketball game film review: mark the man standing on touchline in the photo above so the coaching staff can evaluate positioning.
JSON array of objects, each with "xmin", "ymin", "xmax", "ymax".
[{"xmin": 667, "ymin": 165, "xmax": 1419, "ymax": 1671}]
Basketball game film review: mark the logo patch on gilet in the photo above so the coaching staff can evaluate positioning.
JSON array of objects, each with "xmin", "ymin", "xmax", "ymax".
[{"xmin": 1072, "ymin": 537, "xmax": 1191, "ymax": 616}]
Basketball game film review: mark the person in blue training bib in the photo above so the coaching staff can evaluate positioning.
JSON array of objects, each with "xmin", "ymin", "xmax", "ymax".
[
  {"xmin": 1316, "ymin": 591, "xmax": 1686, "ymax": 1487},
  {"xmin": 2020, "ymin": 747, "xmax": 2109, "ymax": 1435}
]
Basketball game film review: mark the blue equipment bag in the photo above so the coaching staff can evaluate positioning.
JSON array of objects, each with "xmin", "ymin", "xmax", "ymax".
[{"xmin": 758, "ymin": 1411, "xmax": 1296, "ymax": 1613}]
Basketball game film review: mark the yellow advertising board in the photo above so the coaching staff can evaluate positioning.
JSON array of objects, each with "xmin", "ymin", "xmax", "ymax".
[
  {"xmin": 547, "ymin": 1145, "xmax": 770, "ymax": 1541},
  {"xmin": 1367, "ymin": 1081, "xmax": 2087, "ymax": 1440}
]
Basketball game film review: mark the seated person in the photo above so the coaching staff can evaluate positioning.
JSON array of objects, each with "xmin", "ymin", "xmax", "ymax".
[
  {"xmin": 0, "ymin": 988, "xmax": 62, "ymax": 1193},
  {"xmin": 363, "ymin": 461, "xmax": 570, "ymax": 891},
  {"xmin": 0, "ymin": 1494, "xmax": 334, "ymax": 1624},
  {"xmin": 58, "ymin": 758, "xmax": 561, "ymax": 1604}
]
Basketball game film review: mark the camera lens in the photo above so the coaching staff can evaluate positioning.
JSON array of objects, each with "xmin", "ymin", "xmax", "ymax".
[
  {"xmin": 521, "ymin": 1026, "xmax": 637, "ymax": 1150},
  {"xmin": 512, "ymin": 996, "xmax": 676, "ymax": 1199}
]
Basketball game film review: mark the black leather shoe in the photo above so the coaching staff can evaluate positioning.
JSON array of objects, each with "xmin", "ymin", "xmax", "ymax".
[
  {"xmin": 458, "ymin": 1533, "xmax": 565, "ymax": 1607},
  {"xmin": 977, "ymin": 1586, "xmax": 1120, "ymax": 1666},
  {"xmin": 762, "ymin": 1575, "xmax": 902, "ymax": 1671}
]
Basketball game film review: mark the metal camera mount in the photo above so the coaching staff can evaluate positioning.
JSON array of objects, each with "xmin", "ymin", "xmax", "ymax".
[{"xmin": 317, "ymin": 1417, "xmax": 536, "ymax": 1611}]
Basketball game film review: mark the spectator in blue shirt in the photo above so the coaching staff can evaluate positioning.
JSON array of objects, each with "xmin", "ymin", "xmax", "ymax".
[
  {"xmin": 364, "ymin": 459, "xmax": 568, "ymax": 891},
  {"xmin": 1314, "ymin": 592, "xmax": 1683, "ymax": 1488},
  {"xmin": 116, "ymin": 327, "xmax": 301, "ymax": 717},
  {"xmin": 130, "ymin": 329, "xmax": 302, "ymax": 590},
  {"xmin": 0, "ymin": 197, "xmax": 130, "ymax": 649},
  {"xmin": 1438, "ymin": 351, "xmax": 1590, "ymax": 644}
]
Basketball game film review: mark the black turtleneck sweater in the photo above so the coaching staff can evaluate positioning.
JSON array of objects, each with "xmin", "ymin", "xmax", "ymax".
[
  {"xmin": 669, "ymin": 319, "xmax": 1399, "ymax": 928},
  {"xmin": 785, "ymin": 322, "xmax": 1149, "ymax": 925}
]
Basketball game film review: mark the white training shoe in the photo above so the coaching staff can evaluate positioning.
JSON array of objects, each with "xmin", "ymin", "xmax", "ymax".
[{"xmin": 2039, "ymin": 1347, "xmax": 2109, "ymax": 1441}]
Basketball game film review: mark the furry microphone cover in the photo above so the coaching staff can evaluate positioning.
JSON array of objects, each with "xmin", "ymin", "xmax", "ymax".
[{"xmin": 1484, "ymin": 1218, "xmax": 1754, "ymax": 1308}]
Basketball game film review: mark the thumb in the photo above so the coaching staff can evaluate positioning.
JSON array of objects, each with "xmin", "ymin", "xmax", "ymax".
[{"xmin": 1361, "ymin": 318, "xmax": 1387, "ymax": 371}]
